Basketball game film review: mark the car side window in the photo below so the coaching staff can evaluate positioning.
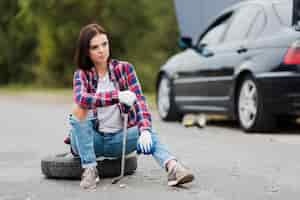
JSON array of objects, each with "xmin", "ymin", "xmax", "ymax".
[
  {"xmin": 223, "ymin": 5, "xmax": 264, "ymax": 43},
  {"xmin": 197, "ymin": 12, "xmax": 233, "ymax": 47},
  {"xmin": 273, "ymin": 2, "xmax": 292, "ymax": 26},
  {"xmin": 247, "ymin": 10, "xmax": 266, "ymax": 39}
]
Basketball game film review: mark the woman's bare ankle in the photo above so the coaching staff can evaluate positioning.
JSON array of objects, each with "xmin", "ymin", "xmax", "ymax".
[{"xmin": 166, "ymin": 159, "xmax": 177, "ymax": 172}]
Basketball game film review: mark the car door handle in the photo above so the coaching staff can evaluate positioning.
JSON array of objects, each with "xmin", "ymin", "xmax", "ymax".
[{"xmin": 237, "ymin": 47, "xmax": 248, "ymax": 54}]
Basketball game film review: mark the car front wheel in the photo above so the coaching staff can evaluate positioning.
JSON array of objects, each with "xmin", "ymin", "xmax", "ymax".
[
  {"xmin": 237, "ymin": 75, "xmax": 275, "ymax": 132},
  {"xmin": 157, "ymin": 75, "xmax": 181, "ymax": 121}
]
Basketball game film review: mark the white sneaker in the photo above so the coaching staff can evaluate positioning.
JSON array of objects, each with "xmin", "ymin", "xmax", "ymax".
[
  {"xmin": 80, "ymin": 167, "xmax": 100, "ymax": 190},
  {"xmin": 167, "ymin": 163, "xmax": 194, "ymax": 186}
]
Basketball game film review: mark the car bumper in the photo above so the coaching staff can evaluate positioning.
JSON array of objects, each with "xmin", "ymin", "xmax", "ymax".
[{"xmin": 256, "ymin": 72, "xmax": 300, "ymax": 116}]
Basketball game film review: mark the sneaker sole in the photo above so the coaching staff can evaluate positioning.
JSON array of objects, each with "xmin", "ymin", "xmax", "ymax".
[
  {"xmin": 80, "ymin": 177, "xmax": 100, "ymax": 190},
  {"xmin": 96, "ymin": 177, "xmax": 100, "ymax": 183},
  {"xmin": 168, "ymin": 174, "xmax": 194, "ymax": 186}
]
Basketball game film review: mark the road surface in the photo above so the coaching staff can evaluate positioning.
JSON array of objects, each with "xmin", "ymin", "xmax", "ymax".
[{"xmin": 0, "ymin": 94, "xmax": 300, "ymax": 200}]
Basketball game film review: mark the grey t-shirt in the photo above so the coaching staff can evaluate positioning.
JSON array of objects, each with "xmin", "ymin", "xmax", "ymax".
[{"xmin": 96, "ymin": 73, "xmax": 123, "ymax": 133}]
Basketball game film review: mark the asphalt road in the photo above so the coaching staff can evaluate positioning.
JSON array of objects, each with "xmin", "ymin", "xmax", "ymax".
[{"xmin": 1, "ymin": 94, "xmax": 300, "ymax": 200}]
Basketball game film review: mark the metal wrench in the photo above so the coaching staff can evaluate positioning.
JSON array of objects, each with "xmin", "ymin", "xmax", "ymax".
[{"xmin": 112, "ymin": 112, "xmax": 129, "ymax": 184}]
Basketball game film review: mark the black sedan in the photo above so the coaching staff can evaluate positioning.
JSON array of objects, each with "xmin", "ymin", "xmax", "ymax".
[{"xmin": 156, "ymin": 0, "xmax": 300, "ymax": 132}]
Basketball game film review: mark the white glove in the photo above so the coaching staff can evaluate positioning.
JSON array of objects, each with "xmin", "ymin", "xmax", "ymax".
[
  {"xmin": 137, "ymin": 130, "xmax": 153, "ymax": 154},
  {"xmin": 119, "ymin": 90, "xmax": 137, "ymax": 107}
]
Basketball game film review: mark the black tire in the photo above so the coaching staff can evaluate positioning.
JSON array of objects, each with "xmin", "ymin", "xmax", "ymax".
[
  {"xmin": 156, "ymin": 75, "xmax": 181, "ymax": 121},
  {"xmin": 237, "ymin": 75, "xmax": 276, "ymax": 132},
  {"xmin": 41, "ymin": 152, "xmax": 137, "ymax": 179}
]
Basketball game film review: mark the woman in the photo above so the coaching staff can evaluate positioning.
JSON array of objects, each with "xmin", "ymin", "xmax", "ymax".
[{"xmin": 69, "ymin": 23, "xmax": 194, "ymax": 190}]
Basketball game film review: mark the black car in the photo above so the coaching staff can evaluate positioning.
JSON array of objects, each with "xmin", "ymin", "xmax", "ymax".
[{"xmin": 156, "ymin": 0, "xmax": 300, "ymax": 132}]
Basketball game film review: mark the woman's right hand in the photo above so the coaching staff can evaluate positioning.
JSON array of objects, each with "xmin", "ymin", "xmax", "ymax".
[{"xmin": 72, "ymin": 104, "xmax": 89, "ymax": 121}]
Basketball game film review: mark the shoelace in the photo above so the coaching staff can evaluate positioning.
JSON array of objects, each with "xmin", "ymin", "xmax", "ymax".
[{"xmin": 83, "ymin": 168, "xmax": 95, "ymax": 178}]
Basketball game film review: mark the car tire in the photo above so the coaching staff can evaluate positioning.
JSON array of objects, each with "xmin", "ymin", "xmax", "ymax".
[
  {"xmin": 41, "ymin": 152, "xmax": 137, "ymax": 179},
  {"xmin": 237, "ymin": 75, "xmax": 275, "ymax": 132},
  {"xmin": 157, "ymin": 75, "xmax": 181, "ymax": 121}
]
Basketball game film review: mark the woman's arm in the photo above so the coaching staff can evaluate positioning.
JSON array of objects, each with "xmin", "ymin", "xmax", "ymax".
[
  {"xmin": 73, "ymin": 70, "xmax": 119, "ymax": 109},
  {"xmin": 124, "ymin": 63, "xmax": 152, "ymax": 132}
]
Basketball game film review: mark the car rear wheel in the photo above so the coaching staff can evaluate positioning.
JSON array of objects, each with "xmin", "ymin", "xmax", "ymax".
[
  {"xmin": 157, "ymin": 75, "xmax": 181, "ymax": 121},
  {"xmin": 237, "ymin": 75, "xmax": 275, "ymax": 132}
]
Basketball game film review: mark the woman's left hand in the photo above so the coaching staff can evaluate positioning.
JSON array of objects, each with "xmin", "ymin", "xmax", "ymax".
[{"xmin": 137, "ymin": 130, "xmax": 153, "ymax": 154}]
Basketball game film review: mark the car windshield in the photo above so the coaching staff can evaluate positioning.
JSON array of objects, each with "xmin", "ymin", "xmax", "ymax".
[{"xmin": 273, "ymin": 2, "xmax": 292, "ymax": 26}]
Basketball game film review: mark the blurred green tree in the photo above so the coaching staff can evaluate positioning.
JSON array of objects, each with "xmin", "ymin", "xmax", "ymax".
[
  {"xmin": 0, "ymin": 1, "xmax": 36, "ymax": 84},
  {"xmin": 0, "ymin": 0, "xmax": 179, "ymax": 91}
]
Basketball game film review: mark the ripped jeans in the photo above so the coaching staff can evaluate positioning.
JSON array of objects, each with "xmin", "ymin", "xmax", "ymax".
[{"xmin": 69, "ymin": 115, "xmax": 176, "ymax": 169}]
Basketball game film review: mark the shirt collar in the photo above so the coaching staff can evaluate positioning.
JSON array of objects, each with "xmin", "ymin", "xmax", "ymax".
[{"xmin": 91, "ymin": 59, "xmax": 116, "ymax": 82}]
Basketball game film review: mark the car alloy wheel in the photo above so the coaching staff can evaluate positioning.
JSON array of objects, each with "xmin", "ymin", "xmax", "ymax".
[
  {"xmin": 158, "ymin": 77, "xmax": 171, "ymax": 119},
  {"xmin": 157, "ymin": 75, "xmax": 181, "ymax": 121},
  {"xmin": 238, "ymin": 79, "xmax": 258, "ymax": 129}
]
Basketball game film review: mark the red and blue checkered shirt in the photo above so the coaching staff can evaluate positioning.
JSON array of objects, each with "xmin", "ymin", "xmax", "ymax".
[{"xmin": 73, "ymin": 59, "xmax": 152, "ymax": 133}]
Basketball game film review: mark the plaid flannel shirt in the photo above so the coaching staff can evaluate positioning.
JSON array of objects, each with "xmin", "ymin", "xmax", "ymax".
[{"xmin": 73, "ymin": 59, "xmax": 152, "ymax": 133}]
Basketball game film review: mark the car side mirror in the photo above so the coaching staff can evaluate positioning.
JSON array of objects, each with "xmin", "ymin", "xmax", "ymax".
[
  {"xmin": 196, "ymin": 43, "xmax": 214, "ymax": 57},
  {"xmin": 294, "ymin": 21, "xmax": 300, "ymax": 31},
  {"xmin": 178, "ymin": 36, "xmax": 193, "ymax": 49},
  {"xmin": 201, "ymin": 47, "xmax": 214, "ymax": 57},
  {"xmin": 198, "ymin": 43, "xmax": 207, "ymax": 50}
]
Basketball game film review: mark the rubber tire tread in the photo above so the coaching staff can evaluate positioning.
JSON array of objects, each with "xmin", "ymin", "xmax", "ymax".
[
  {"xmin": 157, "ymin": 75, "xmax": 182, "ymax": 121},
  {"xmin": 41, "ymin": 152, "xmax": 137, "ymax": 179},
  {"xmin": 237, "ymin": 75, "xmax": 276, "ymax": 132}
]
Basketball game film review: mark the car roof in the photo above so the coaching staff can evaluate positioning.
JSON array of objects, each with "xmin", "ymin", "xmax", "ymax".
[
  {"xmin": 174, "ymin": 0, "xmax": 292, "ymax": 44},
  {"xmin": 196, "ymin": 0, "xmax": 293, "ymax": 45},
  {"xmin": 224, "ymin": 0, "xmax": 291, "ymax": 10},
  {"xmin": 218, "ymin": 0, "xmax": 291, "ymax": 19}
]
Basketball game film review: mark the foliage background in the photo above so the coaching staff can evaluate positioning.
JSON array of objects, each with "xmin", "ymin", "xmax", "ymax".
[{"xmin": 1, "ymin": 0, "xmax": 180, "ymax": 91}]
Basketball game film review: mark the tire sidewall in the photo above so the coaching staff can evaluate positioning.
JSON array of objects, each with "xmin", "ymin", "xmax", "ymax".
[{"xmin": 41, "ymin": 152, "xmax": 138, "ymax": 179}]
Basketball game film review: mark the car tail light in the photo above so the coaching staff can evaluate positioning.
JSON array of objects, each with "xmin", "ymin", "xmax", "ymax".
[{"xmin": 284, "ymin": 40, "xmax": 300, "ymax": 64}]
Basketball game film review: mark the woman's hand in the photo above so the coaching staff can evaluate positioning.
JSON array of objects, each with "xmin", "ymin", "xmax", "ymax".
[
  {"xmin": 118, "ymin": 90, "xmax": 137, "ymax": 107},
  {"xmin": 72, "ymin": 104, "xmax": 89, "ymax": 121},
  {"xmin": 137, "ymin": 130, "xmax": 153, "ymax": 155}
]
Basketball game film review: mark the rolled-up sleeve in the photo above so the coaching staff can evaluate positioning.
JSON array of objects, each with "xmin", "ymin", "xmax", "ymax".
[
  {"xmin": 124, "ymin": 63, "xmax": 152, "ymax": 132},
  {"xmin": 73, "ymin": 70, "xmax": 119, "ymax": 109}
]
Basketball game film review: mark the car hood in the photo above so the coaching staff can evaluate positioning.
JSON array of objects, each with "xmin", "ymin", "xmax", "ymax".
[{"xmin": 161, "ymin": 50, "xmax": 188, "ymax": 76}]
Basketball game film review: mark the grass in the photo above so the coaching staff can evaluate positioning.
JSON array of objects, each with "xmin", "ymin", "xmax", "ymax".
[
  {"xmin": 2, "ymin": 85, "xmax": 299, "ymax": 125},
  {"xmin": 144, "ymin": 92, "xmax": 156, "ymax": 110},
  {"xmin": 0, "ymin": 84, "xmax": 156, "ymax": 108},
  {"xmin": 0, "ymin": 84, "xmax": 72, "ymax": 96}
]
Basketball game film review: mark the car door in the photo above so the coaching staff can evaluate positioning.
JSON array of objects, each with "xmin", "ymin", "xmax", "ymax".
[
  {"xmin": 206, "ymin": 4, "xmax": 267, "ymax": 109},
  {"xmin": 174, "ymin": 12, "xmax": 233, "ymax": 112},
  {"xmin": 174, "ymin": 4, "xmax": 265, "ymax": 113}
]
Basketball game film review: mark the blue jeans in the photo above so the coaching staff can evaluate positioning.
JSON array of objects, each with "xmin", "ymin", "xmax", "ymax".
[{"xmin": 69, "ymin": 115, "xmax": 176, "ymax": 169}]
